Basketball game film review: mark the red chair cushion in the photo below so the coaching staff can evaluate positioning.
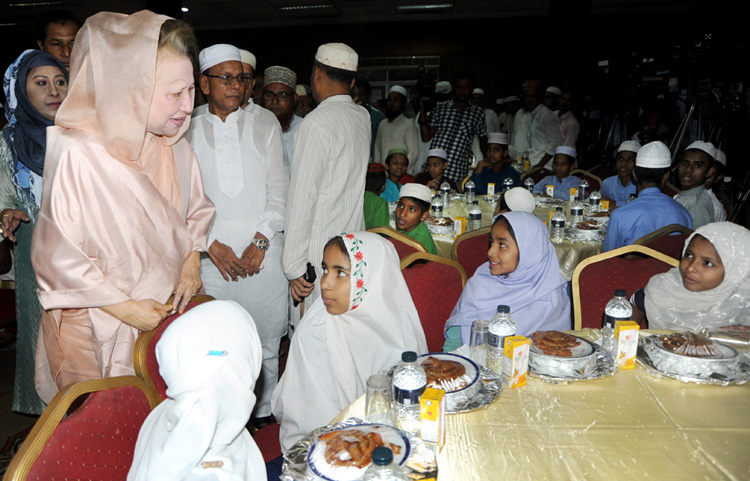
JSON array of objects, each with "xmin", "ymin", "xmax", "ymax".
[
  {"xmin": 385, "ymin": 236, "xmax": 419, "ymax": 259},
  {"xmin": 402, "ymin": 260, "xmax": 464, "ymax": 352},
  {"xmin": 643, "ymin": 233, "xmax": 688, "ymax": 260},
  {"xmin": 251, "ymin": 422, "xmax": 282, "ymax": 463},
  {"xmin": 454, "ymin": 235, "xmax": 488, "ymax": 278},
  {"xmin": 27, "ymin": 385, "xmax": 152, "ymax": 480}
]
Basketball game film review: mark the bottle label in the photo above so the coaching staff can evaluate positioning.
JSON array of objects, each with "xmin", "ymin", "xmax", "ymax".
[
  {"xmin": 393, "ymin": 385, "xmax": 425, "ymax": 405},
  {"xmin": 603, "ymin": 314, "xmax": 630, "ymax": 328},
  {"xmin": 488, "ymin": 332, "xmax": 503, "ymax": 348},
  {"xmin": 466, "ymin": 185, "xmax": 475, "ymax": 193},
  {"xmin": 552, "ymin": 219, "xmax": 564, "ymax": 228},
  {"xmin": 469, "ymin": 213, "xmax": 481, "ymax": 220}
]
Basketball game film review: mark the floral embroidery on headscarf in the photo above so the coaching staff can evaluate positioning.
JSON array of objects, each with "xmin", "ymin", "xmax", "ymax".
[{"xmin": 344, "ymin": 233, "xmax": 367, "ymax": 310}]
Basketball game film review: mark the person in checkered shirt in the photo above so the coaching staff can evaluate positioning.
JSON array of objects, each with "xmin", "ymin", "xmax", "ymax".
[{"xmin": 417, "ymin": 70, "xmax": 487, "ymax": 184}]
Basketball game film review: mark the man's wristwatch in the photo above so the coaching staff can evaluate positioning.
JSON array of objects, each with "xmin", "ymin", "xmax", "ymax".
[{"xmin": 252, "ymin": 237, "xmax": 269, "ymax": 252}]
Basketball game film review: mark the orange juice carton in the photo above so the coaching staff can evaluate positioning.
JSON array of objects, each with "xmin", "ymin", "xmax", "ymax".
[
  {"xmin": 502, "ymin": 335, "xmax": 530, "ymax": 388},
  {"xmin": 453, "ymin": 217, "xmax": 466, "ymax": 238},
  {"xmin": 569, "ymin": 187, "xmax": 578, "ymax": 202},
  {"xmin": 420, "ymin": 387, "xmax": 445, "ymax": 450},
  {"xmin": 546, "ymin": 185, "xmax": 555, "ymax": 197},
  {"xmin": 599, "ymin": 200, "xmax": 610, "ymax": 212},
  {"xmin": 614, "ymin": 321, "xmax": 640, "ymax": 369},
  {"xmin": 487, "ymin": 182, "xmax": 496, "ymax": 196},
  {"xmin": 524, "ymin": 159, "xmax": 530, "ymax": 171}
]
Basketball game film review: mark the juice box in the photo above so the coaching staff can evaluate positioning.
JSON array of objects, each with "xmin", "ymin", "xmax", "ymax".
[
  {"xmin": 502, "ymin": 335, "xmax": 530, "ymax": 388},
  {"xmin": 487, "ymin": 182, "xmax": 496, "ymax": 196},
  {"xmin": 524, "ymin": 159, "xmax": 530, "ymax": 171},
  {"xmin": 614, "ymin": 321, "xmax": 640, "ymax": 369},
  {"xmin": 569, "ymin": 187, "xmax": 578, "ymax": 202},
  {"xmin": 599, "ymin": 200, "xmax": 610, "ymax": 211},
  {"xmin": 453, "ymin": 217, "xmax": 466, "ymax": 238},
  {"xmin": 420, "ymin": 388, "xmax": 445, "ymax": 450}
]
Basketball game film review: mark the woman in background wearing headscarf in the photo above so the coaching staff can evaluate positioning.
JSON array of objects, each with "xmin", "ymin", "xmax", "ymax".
[
  {"xmin": 128, "ymin": 300, "xmax": 266, "ymax": 481},
  {"xmin": 444, "ymin": 211, "xmax": 570, "ymax": 350},
  {"xmin": 272, "ymin": 232, "xmax": 427, "ymax": 452},
  {"xmin": 31, "ymin": 11, "xmax": 214, "ymax": 403},
  {"xmin": 0, "ymin": 49, "xmax": 68, "ymax": 414}
]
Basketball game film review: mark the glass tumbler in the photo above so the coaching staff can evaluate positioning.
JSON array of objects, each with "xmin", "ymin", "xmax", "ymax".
[
  {"xmin": 365, "ymin": 373, "xmax": 394, "ymax": 425},
  {"xmin": 470, "ymin": 319, "xmax": 490, "ymax": 367}
]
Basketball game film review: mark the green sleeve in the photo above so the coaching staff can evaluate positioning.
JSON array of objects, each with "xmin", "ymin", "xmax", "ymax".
[
  {"xmin": 443, "ymin": 326, "xmax": 462, "ymax": 352},
  {"xmin": 364, "ymin": 193, "xmax": 391, "ymax": 230},
  {"xmin": 416, "ymin": 222, "xmax": 438, "ymax": 255}
]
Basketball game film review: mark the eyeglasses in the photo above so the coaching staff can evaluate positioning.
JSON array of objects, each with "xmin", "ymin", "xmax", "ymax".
[
  {"xmin": 263, "ymin": 90, "xmax": 292, "ymax": 102},
  {"xmin": 204, "ymin": 74, "xmax": 251, "ymax": 86}
]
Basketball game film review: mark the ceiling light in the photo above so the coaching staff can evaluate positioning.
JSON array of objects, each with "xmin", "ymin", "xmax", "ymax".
[
  {"xmin": 396, "ymin": 3, "xmax": 453, "ymax": 11},
  {"xmin": 278, "ymin": 4, "xmax": 334, "ymax": 11},
  {"xmin": 9, "ymin": 1, "xmax": 63, "ymax": 6},
  {"xmin": 181, "ymin": 7, "xmax": 189, "ymax": 12}
]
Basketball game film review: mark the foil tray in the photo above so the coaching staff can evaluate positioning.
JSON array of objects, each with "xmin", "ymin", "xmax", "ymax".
[
  {"xmin": 636, "ymin": 336, "xmax": 750, "ymax": 386},
  {"xmin": 281, "ymin": 418, "xmax": 437, "ymax": 481},
  {"xmin": 529, "ymin": 340, "xmax": 617, "ymax": 384}
]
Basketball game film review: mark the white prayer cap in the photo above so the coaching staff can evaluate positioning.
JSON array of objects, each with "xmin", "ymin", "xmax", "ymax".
[
  {"xmin": 296, "ymin": 84, "xmax": 311, "ymax": 96},
  {"xmin": 685, "ymin": 140, "xmax": 717, "ymax": 161},
  {"xmin": 435, "ymin": 81, "xmax": 452, "ymax": 94},
  {"xmin": 636, "ymin": 141, "xmax": 672, "ymax": 168},
  {"xmin": 315, "ymin": 43, "xmax": 358, "ymax": 71},
  {"xmin": 555, "ymin": 145, "xmax": 576, "ymax": 159},
  {"xmin": 546, "ymin": 86, "xmax": 561, "ymax": 96},
  {"xmin": 399, "ymin": 183, "xmax": 432, "ymax": 204},
  {"xmin": 496, "ymin": 98, "xmax": 505, "ymax": 105},
  {"xmin": 199, "ymin": 44, "xmax": 242, "ymax": 73},
  {"xmin": 238, "ymin": 49, "xmax": 256, "ymax": 70},
  {"xmin": 427, "ymin": 148, "xmax": 448, "ymax": 160},
  {"xmin": 504, "ymin": 95, "xmax": 519, "ymax": 102},
  {"xmin": 389, "ymin": 85, "xmax": 407, "ymax": 98},
  {"xmin": 472, "ymin": 88, "xmax": 485, "ymax": 96},
  {"xmin": 618, "ymin": 140, "xmax": 641, "ymax": 154},
  {"xmin": 716, "ymin": 149, "xmax": 726, "ymax": 166},
  {"xmin": 504, "ymin": 187, "xmax": 536, "ymax": 213},
  {"xmin": 488, "ymin": 132, "xmax": 509, "ymax": 146},
  {"xmin": 264, "ymin": 66, "xmax": 296, "ymax": 89}
]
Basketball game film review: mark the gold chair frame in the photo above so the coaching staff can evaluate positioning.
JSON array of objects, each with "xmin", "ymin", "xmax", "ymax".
[
  {"xmin": 632, "ymin": 223, "xmax": 694, "ymax": 247},
  {"xmin": 400, "ymin": 251, "xmax": 467, "ymax": 288},
  {"xmin": 366, "ymin": 226, "xmax": 427, "ymax": 253}
]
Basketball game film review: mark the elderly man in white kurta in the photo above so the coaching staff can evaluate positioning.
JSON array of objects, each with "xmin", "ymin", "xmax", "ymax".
[
  {"xmin": 512, "ymin": 83, "xmax": 561, "ymax": 170},
  {"xmin": 283, "ymin": 43, "xmax": 370, "ymax": 326},
  {"xmin": 186, "ymin": 44, "xmax": 288, "ymax": 423},
  {"xmin": 373, "ymin": 85, "xmax": 418, "ymax": 165}
]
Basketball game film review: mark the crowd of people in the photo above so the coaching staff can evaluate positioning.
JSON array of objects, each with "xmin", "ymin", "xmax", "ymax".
[{"xmin": 0, "ymin": 8, "xmax": 748, "ymax": 481}]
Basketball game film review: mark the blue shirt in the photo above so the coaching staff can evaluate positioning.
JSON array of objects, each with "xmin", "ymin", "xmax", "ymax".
[
  {"xmin": 602, "ymin": 187, "xmax": 693, "ymax": 252},
  {"xmin": 533, "ymin": 174, "xmax": 581, "ymax": 200},
  {"xmin": 471, "ymin": 165, "xmax": 522, "ymax": 195},
  {"xmin": 601, "ymin": 175, "xmax": 637, "ymax": 206},
  {"xmin": 380, "ymin": 178, "xmax": 400, "ymax": 203}
]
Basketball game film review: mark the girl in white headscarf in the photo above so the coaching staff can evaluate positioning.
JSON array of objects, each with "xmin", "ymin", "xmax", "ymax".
[
  {"xmin": 636, "ymin": 222, "xmax": 750, "ymax": 330},
  {"xmin": 128, "ymin": 300, "xmax": 266, "ymax": 481},
  {"xmin": 272, "ymin": 232, "xmax": 428, "ymax": 453}
]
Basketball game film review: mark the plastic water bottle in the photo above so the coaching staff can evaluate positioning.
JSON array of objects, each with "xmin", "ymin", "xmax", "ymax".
[
  {"xmin": 602, "ymin": 289, "xmax": 633, "ymax": 359},
  {"xmin": 524, "ymin": 177, "xmax": 535, "ymax": 192},
  {"xmin": 363, "ymin": 447, "xmax": 407, "ymax": 480},
  {"xmin": 487, "ymin": 306, "xmax": 515, "ymax": 373},
  {"xmin": 430, "ymin": 195, "xmax": 443, "ymax": 216},
  {"xmin": 465, "ymin": 179, "xmax": 476, "ymax": 204},
  {"xmin": 440, "ymin": 181, "xmax": 451, "ymax": 207},
  {"xmin": 503, "ymin": 176, "xmax": 514, "ymax": 192},
  {"xmin": 578, "ymin": 177, "xmax": 589, "ymax": 202},
  {"xmin": 588, "ymin": 190, "xmax": 601, "ymax": 214},
  {"xmin": 550, "ymin": 206, "xmax": 565, "ymax": 244},
  {"xmin": 468, "ymin": 201, "xmax": 482, "ymax": 231},
  {"xmin": 392, "ymin": 351, "xmax": 426, "ymax": 437},
  {"xmin": 570, "ymin": 201, "xmax": 584, "ymax": 226}
]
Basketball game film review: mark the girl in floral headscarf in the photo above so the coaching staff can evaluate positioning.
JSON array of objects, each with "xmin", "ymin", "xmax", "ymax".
[
  {"xmin": 0, "ymin": 49, "xmax": 68, "ymax": 414},
  {"xmin": 272, "ymin": 232, "xmax": 427, "ymax": 452}
]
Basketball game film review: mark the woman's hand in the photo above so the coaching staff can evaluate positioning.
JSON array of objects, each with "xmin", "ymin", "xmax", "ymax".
[
  {"xmin": 0, "ymin": 209, "xmax": 30, "ymax": 242},
  {"xmin": 173, "ymin": 250, "xmax": 201, "ymax": 313},
  {"xmin": 100, "ymin": 299, "xmax": 171, "ymax": 331}
]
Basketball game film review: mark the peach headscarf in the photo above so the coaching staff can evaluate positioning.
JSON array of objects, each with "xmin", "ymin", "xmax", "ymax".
[{"xmin": 55, "ymin": 10, "xmax": 186, "ymax": 209}]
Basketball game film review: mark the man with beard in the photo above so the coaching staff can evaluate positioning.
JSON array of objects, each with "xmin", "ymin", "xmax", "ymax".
[
  {"xmin": 373, "ymin": 85, "xmax": 419, "ymax": 166},
  {"xmin": 262, "ymin": 66, "xmax": 302, "ymax": 175}
]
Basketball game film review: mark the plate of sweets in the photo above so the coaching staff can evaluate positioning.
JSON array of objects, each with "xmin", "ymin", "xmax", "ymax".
[
  {"xmin": 418, "ymin": 352, "xmax": 480, "ymax": 411},
  {"xmin": 529, "ymin": 331, "xmax": 610, "ymax": 381},
  {"xmin": 307, "ymin": 424, "xmax": 410, "ymax": 481},
  {"xmin": 425, "ymin": 215, "xmax": 454, "ymax": 236}
]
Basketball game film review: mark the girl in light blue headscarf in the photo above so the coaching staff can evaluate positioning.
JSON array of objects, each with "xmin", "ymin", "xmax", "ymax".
[{"xmin": 444, "ymin": 211, "xmax": 570, "ymax": 350}]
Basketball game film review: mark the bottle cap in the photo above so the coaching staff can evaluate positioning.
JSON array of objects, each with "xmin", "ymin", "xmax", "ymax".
[
  {"xmin": 614, "ymin": 289, "xmax": 627, "ymax": 297},
  {"xmin": 473, "ymin": 200, "xmax": 478, "ymax": 205},
  {"xmin": 496, "ymin": 305, "xmax": 510, "ymax": 314},
  {"xmin": 401, "ymin": 351, "xmax": 417, "ymax": 362},
  {"xmin": 555, "ymin": 206, "xmax": 563, "ymax": 211},
  {"xmin": 371, "ymin": 446, "xmax": 393, "ymax": 465}
]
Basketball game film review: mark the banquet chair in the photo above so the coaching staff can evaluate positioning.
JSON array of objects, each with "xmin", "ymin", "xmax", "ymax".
[
  {"xmin": 133, "ymin": 294, "xmax": 214, "ymax": 401},
  {"xmin": 521, "ymin": 166, "xmax": 552, "ymax": 184},
  {"xmin": 633, "ymin": 224, "xmax": 694, "ymax": 260},
  {"xmin": 451, "ymin": 226, "xmax": 491, "ymax": 277},
  {"xmin": 367, "ymin": 226, "xmax": 427, "ymax": 259},
  {"xmin": 588, "ymin": 163, "xmax": 613, "ymax": 182},
  {"xmin": 400, "ymin": 252, "xmax": 467, "ymax": 352},
  {"xmin": 3, "ymin": 376, "xmax": 160, "ymax": 481},
  {"xmin": 662, "ymin": 181, "xmax": 681, "ymax": 198},
  {"xmin": 570, "ymin": 169, "xmax": 602, "ymax": 191},
  {"xmin": 460, "ymin": 174, "xmax": 472, "ymax": 192},
  {"xmin": 571, "ymin": 245, "xmax": 679, "ymax": 330}
]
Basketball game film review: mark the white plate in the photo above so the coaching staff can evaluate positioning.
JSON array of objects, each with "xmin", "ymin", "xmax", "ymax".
[
  {"xmin": 307, "ymin": 424, "xmax": 410, "ymax": 481},
  {"xmin": 655, "ymin": 337, "xmax": 738, "ymax": 360}
]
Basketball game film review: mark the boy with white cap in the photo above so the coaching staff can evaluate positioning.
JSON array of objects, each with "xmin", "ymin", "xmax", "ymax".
[
  {"xmin": 471, "ymin": 132, "xmax": 521, "ymax": 195},
  {"xmin": 414, "ymin": 148, "xmax": 458, "ymax": 191},
  {"xmin": 673, "ymin": 140, "xmax": 716, "ymax": 228},
  {"xmin": 395, "ymin": 183, "xmax": 437, "ymax": 254},
  {"xmin": 543, "ymin": 86, "xmax": 561, "ymax": 111},
  {"xmin": 602, "ymin": 141, "xmax": 693, "ymax": 251},
  {"xmin": 532, "ymin": 146, "xmax": 580, "ymax": 200},
  {"xmin": 601, "ymin": 140, "xmax": 640, "ymax": 207},
  {"xmin": 495, "ymin": 187, "xmax": 537, "ymax": 215},
  {"xmin": 704, "ymin": 148, "xmax": 727, "ymax": 221},
  {"xmin": 373, "ymin": 85, "xmax": 419, "ymax": 165}
]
